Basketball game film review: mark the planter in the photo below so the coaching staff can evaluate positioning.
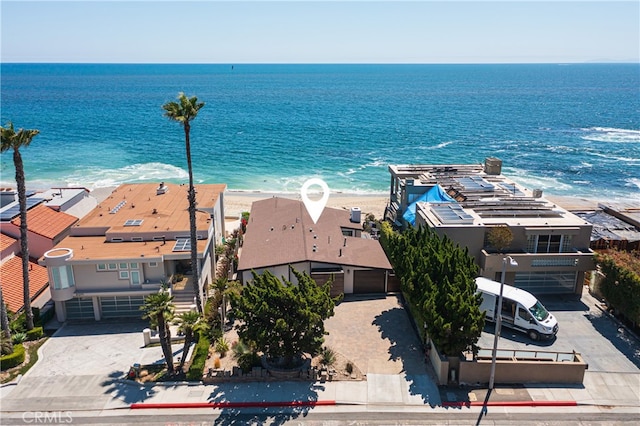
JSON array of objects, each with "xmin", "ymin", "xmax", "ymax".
[{"xmin": 261, "ymin": 354, "xmax": 311, "ymax": 379}]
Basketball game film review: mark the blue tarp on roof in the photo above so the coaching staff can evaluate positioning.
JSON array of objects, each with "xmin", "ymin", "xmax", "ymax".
[{"xmin": 402, "ymin": 185, "xmax": 456, "ymax": 226}]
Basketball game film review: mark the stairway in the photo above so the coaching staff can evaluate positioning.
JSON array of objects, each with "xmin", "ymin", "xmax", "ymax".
[{"xmin": 172, "ymin": 278, "xmax": 198, "ymax": 314}]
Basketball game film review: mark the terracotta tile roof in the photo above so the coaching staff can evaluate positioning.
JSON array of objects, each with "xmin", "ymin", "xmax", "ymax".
[
  {"xmin": 0, "ymin": 233, "xmax": 18, "ymax": 253},
  {"xmin": 46, "ymin": 235, "xmax": 209, "ymax": 261},
  {"xmin": 11, "ymin": 204, "xmax": 78, "ymax": 240},
  {"xmin": 0, "ymin": 255, "xmax": 49, "ymax": 313},
  {"xmin": 74, "ymin": 183, "xmax": 226, "ymax": 236},
  {"xmin": 238, "ymin": 197, "xmax": 392, "ymax": 271}
]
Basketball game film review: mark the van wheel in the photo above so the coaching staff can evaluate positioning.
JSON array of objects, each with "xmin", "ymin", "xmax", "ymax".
[{"xmin": 527, "ymin": 330, "xmax": 540, "ymax": 341}]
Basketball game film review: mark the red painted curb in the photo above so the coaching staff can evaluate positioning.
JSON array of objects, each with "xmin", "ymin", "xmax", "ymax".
[
  {"xmin": 130, "ymin": 400, "xmax": 336, "ymax": 409},
  {"xmin": 442, "ymin": 400, "xmax": 577, "ymax": 407}
]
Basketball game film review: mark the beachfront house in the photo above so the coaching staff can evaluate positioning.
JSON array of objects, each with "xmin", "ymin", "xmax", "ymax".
[
  {"xmin": 1, "ymin": 193, "xmax": 80, "ymax": 315},
  {"xmin": 237, "ymin": 197, "xmax": 395, "ymax": 295},
  {"xmin": 0, "ymin": 233, "xmax": 50, "ymax": 314},
  {"xmin": 40, "ymin": 182, "xmax": 226, "ymax": 322},
  {"xmin": 386, "ymin": 158, "xmax": 595, "ymax": 295}
]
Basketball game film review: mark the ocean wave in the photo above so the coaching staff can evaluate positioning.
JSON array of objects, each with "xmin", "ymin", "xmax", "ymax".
[
  {"xmin": 417, "ymin": 141, "xmax": 454, "ymax": 150},
  {"xmin": 64, "ymin": 163, "xmax": 189, "ymax": 190},
  {"xmin": 588, "ymin": 152, "xmax": 640, "ymax": 164},
  {"xmin": 626, "ymin": 178, "xmax": 640, "ymax": 190},
  {"xmin": 580, "ymin": 127, "xmax": 640, "ymax": 143},
  {"xmin": 503, "ymin": 167, "xmax": 574, "ymax": 192}
]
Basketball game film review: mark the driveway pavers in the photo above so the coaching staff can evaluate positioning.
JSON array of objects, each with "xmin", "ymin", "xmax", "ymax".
[{"xmin": 323, "ymin": 294, "xmax": 426, "ymax": 376}]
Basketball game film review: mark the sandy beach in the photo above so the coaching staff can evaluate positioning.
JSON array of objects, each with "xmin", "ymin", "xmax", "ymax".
[
  {"xmin": 223, "ymin": 191, "xmax": 390, "ymax": 219},
  {"xmin": 89, "ymin": 186, "xmax": 602, "ymax": 220}
]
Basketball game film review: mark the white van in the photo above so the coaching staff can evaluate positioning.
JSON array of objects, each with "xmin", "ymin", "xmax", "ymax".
[{"xmin": 476, "ymin": 277, "xmax": 558, "ymax": 340}]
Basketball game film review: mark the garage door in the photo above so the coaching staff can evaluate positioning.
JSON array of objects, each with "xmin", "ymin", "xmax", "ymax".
[
  {"xmin": 100, "ymin": 296, "xmax": 145, "ymax": 318},
  {"xmin": 65, "ymin": 298, "xmax": 94, "ymax": 320},
  {"xmin": 353, "ymin": 270, "xmax": 385, "ymax": 294},
  {"xmin": 514, "ymin": 271, "xmax": 576, "ymax": 295}
]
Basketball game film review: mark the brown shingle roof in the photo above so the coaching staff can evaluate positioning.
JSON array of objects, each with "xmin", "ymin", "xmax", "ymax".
[
  {"xmin": 0, "ymin": 255, "xmax": 49, "ymax": 313},
  {"xmin": 11, "ymin": 204, "xmax": 78, "ymax": 240},
  {"xmin": 238, "ymin": 197, "xmax": 391, "ymax": 271}
]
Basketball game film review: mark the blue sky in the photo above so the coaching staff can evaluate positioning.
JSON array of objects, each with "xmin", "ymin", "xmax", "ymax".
[{"xmin": 1, "ymin": 1, "xmax": 638, "ymax": 63}]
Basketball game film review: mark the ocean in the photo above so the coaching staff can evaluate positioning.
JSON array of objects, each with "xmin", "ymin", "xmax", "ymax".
[{"xmin": 1, "ymin": 63, "xmax": 639, "ymax": 204}]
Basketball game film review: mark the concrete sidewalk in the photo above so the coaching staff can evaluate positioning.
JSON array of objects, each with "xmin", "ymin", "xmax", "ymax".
[{"xmin": 2, "ymin": 293, "xmax": 639, "ymax": 416}]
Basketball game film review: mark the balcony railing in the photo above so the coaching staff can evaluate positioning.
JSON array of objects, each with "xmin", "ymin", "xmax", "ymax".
[{"xmin": 481, "ymin": 249, "xmax": 595, "ymax": 272}]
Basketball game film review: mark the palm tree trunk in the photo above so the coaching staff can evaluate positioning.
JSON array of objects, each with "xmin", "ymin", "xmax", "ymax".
[
  {"xmin": 184, "ymin": 123, "xmax": 203, "ymax": 313},
  {"xmin": 178, "ymin": 329, "xmax": 193, "ymax": 372},
  {"xmin": 0, "ymin": 285, "xmax": 13, "ymax": 353},
  {"xmin": 14, "ymin": 148, "xmax": 34, "ymax": 331},
  {"xmin": 157, "ymin": 313, "xmax": 174, "ymax": 375}
]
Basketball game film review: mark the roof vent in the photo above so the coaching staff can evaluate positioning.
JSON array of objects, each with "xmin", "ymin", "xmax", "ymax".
[{"xmin": 157, "ymin": 182, "xmax": 168, "ymax": 195}]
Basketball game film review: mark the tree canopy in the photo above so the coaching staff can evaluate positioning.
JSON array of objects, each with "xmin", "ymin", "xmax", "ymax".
[
  {"xmin": 231, "ymin": 267, "xmax": 340, "ymax": 367},
  {"xmin": 380, "ymin": 222, "xmax": 484, "ymax": 356}
]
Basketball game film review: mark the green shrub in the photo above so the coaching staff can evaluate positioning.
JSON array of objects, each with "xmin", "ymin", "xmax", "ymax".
[
  {"xmin": 346, "ymin": 362, "xmax": 354, "ymax": 374},
  {"xmin": 11, "ymin": 332, "xmax": 27, "ymax": 344},
  {"xmin": 9, "ymin": 308, "xmax": 41, "ymax": 333},
  {"xmin": 597, "ymin": 251, "xmax": 640, "ymax": 325},
  {"xmin": 215, "ymin": 337, "xmax": 229, "ymax": 357},
  {"xmin": 1, "ymin": 343, "xmax": 25, "ymax": 371},
  {"xmin": 26, "ymin": 327, "xmax": 43, "ymax": 341},
  {"xmin": 237, "ymin": 351, "xmax": 261, "ymax": 374},
  {"xmin": 186, "ymin": 332, "xmax": 210, "ymax": 381},
  {"xmin": 320, "ymin": 346, "xmax": 336, "ymax": 366}
]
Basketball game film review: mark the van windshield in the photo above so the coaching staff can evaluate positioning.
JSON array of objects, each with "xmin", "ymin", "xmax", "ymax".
[{"xmin": 529, "ymin": 301, "xmax": 549, "ymax": 322}]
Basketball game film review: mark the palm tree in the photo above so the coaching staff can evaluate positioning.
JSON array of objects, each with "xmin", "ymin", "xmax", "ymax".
[
  {"xmin": 0, "ymin": 285, "xmax": 13, "ymax": 355},
  {"xmin": 174, "ymin": 310, "xmax": 208, "ymax": 372},
  {"xmin": 1, "ymin": 122, "xmax": 39, "ymax": 331},
  {"xmin": 141, "ymin": 292, "xmax": 175, "ymax": 375},
  {"xmin": 162, "ymin": 93, "xmax": 205, "ymax": 313}
]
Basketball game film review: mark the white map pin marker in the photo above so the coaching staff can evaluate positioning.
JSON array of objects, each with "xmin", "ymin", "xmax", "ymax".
[{"xmin": 300, "ymin": 178, "xmax": 330, "ymax": 224}]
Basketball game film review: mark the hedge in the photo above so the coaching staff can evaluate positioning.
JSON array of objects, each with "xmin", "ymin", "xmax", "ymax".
[
  {"xmin": 26, "ymin": 327, "xmax": 43, "ymax": 341},
  {"xmin": 1, "ymin": 343, "xmax": 25, "ymax": 371},
  {"xmin": 596, "ymin": 251, "xmax": 640, "ymax": 325},
  {"xmin": 186, "ymin": 332, "xmax": 210, "ymax": 381}
]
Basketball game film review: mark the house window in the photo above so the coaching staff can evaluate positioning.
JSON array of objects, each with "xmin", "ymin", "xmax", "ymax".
[
  {"xmin": 119, "ymin": 271, "xmax": 130, "ymax": 280},
  {"xmin": 119, "ymin": 262, "xmax": 128, "ymax": 269},
  {"xmin": 129, "ymin": 262, "xmax": 139, "ymax": 269},
  {"xmin": 111, "ymin": 238, "xmax": 124, "ymax": 242},
  {"xmin": 51, "ymin": 265, "xmax": 75, "ymax": 290},
  {"xmin": 131, "ymin": 237, "xmax": 143, "ymax": 242},
  {"xmin": 527, "ymin": 234, "xmax": 571, "ymax": 254},
  {"xmin": 149, "ymin": 262, "xmax": 158, "ymax": 267},
  {"xmin": 153, "ymin": 236, "xmax": 165, "ymax": 241},
  {"xmin": 108, "ymin": 263, "xmax": 117, "ymax": 270},
  {"xmin": 97, "ymin": 263, "xmax": 107, "ymax": 271}
]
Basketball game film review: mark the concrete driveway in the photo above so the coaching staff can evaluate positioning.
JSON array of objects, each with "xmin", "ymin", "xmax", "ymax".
[
  {"xmin": 0, "ymin": 320, "xmax": 191, "ymax": 412},
  {"xmin": 24, "ymin": 320, "xmax": 188, "ymax": 377},
  {"xmin": 477, "ymin": 290, "xmax": 640, "ymax": 373}
]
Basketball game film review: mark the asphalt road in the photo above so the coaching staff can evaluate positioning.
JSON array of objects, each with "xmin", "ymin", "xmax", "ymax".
[{"xmin": 2, "ymin": 409, "xmax": 640, "ymax": 425}]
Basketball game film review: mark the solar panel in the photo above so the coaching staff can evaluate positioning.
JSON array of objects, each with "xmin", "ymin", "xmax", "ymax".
[
  {"xmin": 0, "ymin": 197, "xmax": 44, "ymax": 221},
  {"xmin": 431, "ymin": 203, "xmax": 475, "ymax": 224},
  {"xmin": 499, "ymin": 183, "xmax": 526, "ymax": 197},
  {"xmin": 455, "ymin": 176, "xmax": 495, "ymax": 192},
  {"xmin": 124, "ymin": 219, "xmax": 143, "ymax": 226},
  {"xmin": 173, "ymin": 238, "xmax": 191, "ymax": 252}
]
